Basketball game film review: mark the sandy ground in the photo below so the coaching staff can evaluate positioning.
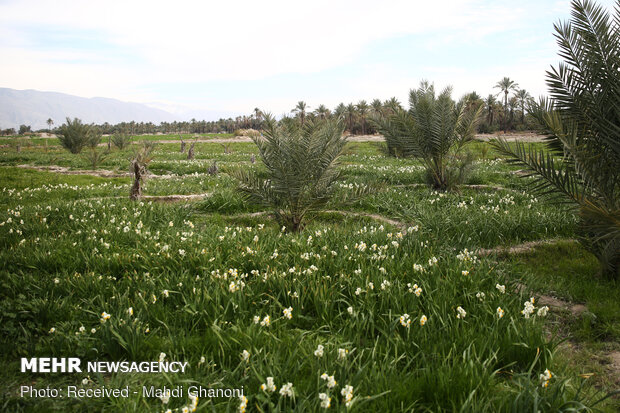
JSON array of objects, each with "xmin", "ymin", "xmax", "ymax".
[
  {"xmin": 128, "ymin": 133, "xmax": 547, "ymax": 144},
  {"xmin": 474, "ymin": 131, "xmax": 547, "ymax": 142},
  {"xmin": 14, "ymin": 132, "xmax": 547, "ymax": 144}
]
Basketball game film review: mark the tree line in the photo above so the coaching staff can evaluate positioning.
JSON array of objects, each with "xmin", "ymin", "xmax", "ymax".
[{"xmin": 2, "ymin": 77, "xmax": 534, "ymax": 137}]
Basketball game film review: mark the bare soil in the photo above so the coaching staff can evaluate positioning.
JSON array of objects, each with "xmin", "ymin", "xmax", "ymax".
[
  {"xmin": 477, "ymin": 238, "xmax": 574, "ymax": 257},
  {"xmin": 17, "ymin": 164, "xmax": 130, "ymax": 178},
  {"xmin": 475, "ymin": 131, "xmax": 547, "ymax": 142}
]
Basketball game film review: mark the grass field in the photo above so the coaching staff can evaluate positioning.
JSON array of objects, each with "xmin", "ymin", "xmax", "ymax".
[{"xmin": 0, "ymin": 136, "xmax": 618, "ymax": 412}]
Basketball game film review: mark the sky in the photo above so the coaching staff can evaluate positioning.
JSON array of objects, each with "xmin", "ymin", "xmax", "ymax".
[{"xmin": 0, "ymin": 0, "xmax": 617, "ymax": 119}]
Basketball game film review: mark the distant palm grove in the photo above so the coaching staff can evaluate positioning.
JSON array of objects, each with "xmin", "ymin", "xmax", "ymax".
[{"xmin": 2, "ymin": 78, "xmax": 532, "ymax": 136}]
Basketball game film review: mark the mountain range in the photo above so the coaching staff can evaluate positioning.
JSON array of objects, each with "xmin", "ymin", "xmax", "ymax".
[{"xmin": 0, "ymin": 88, "xmax": 239, "ymax": 131}]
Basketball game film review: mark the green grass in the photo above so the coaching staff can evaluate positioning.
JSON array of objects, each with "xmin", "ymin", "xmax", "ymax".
[
  {"xmin": 511, "ymin": 241, "xmax": 620, "ymax": 342},
  {"xmin": 0, "ymin": 136, "xmax": 617, "ymax": 412},
  {"xmin": 0, "ymin": 133, "xmax": 235, "ymax": 146}
]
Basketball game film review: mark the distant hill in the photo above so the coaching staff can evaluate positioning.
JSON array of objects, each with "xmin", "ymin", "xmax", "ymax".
[{"xmin": 0, "ymin": 88, "xmax": 180, "ymax": 130}]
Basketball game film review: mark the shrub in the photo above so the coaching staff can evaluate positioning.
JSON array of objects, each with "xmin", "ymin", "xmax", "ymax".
[
  {"xmin": 112, "ymin": 130, "xmax": 132, "ymax": 150},
  {"xmin": 57, "ymin": 117, "xmax": 95, "ymax": 154},
  {"xmin": 86, "ymin": 126, "xmax": 102, "ymax": 149},
  {"xmin": 233, "ymin": 116, "xmax": 347, "ymax": 231},
  {"xmin": 493, "ymin": 0, "xmax": 619, "ymax": 279},
  {"xmin": 372, "ymin": 81, "xmax": 483, "ymax": 190},
  {"xmin": 82, "ymin": 149, "xmax": 109, "ymax": 170}
]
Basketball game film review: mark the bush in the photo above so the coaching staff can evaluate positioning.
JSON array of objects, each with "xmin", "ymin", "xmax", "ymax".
[
  {"xmin": 372, "ymin": 81, "xmax": 483, "ymax": 190},
  {"xmin": 233, "ymin": 116, "xmax": 347, "ymax": 231},
  {"xmin": 86, "ymin": 126, "xmax": 102, "ymax": 149},
  {"xmin": 82, "ymin": 149, "xmax": 109, "ymax": 170},
  {"xmin": 493, "ymin": 0, "xmax": 620, "ymax": 279},
  {"xmin": 57, "ymin": 117, "xmax": 95, "ymax": 154},
  {"xmin": 111, "ymin": 130, "xmax": 132, "ymax": 150}
]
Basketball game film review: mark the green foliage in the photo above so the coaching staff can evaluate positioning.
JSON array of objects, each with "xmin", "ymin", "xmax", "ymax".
[
  {"xmin": 111, "ymin": 130, "xmax": 132, "ymax": 150},
  {"xmin": 233, "ymin": 116, "xmax": 347, "ymax": 231},
  {"xmin": 57, "ymin": 117, "xmax": 96, "ymax": 154},
  {"xmin": 511, "ymin": 241, "xmax": 620, "ymax": 342},
  {"xmin": 18, "ymin": 124, "xmax": 31, "ymax": 135},
  {"xmin": 1, "ymin": 137, "xmax": 618, "ymax": 411},
  {"xmin": 493, "ymin": 0, "xmax": 620, "ymax": 279},
  {"xmin": 372, "ymin": 81, "xmax": 483, "ymax": 190},
  {"xmin": 86, "ymin": 125, "xmax": 102, "ymax": 149},
  {"xmin": 82, "ymin": 148, "xmax": 109, "ymax": 170}
]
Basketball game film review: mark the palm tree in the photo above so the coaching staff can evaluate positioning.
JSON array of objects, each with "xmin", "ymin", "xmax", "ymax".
[
  {"xmin": 57, "ymin": 117, "xmax": 94, "ymax": 154},
  {"xmin": 466, "ymin": 91, "xmax": 482, "ymax": 102},
  {"xmin": 334, "ymin": 103, "xmax": 346, "ymax": 120},
  {"xmin": 384, "ymin": 97, "xmax": 402, "ymax": 114},
  {"xmin": 292, "ymin": 101, "xmax": 308, "ymax": 125},
  {"xmin": 493, "ymin": 0, "xmax": 620, "ymax": 279},
  {"xmin": 515, "ymin": 89, "xmax": 532, "ymax": 124},
  {"xmin": 356, "ymin": 100, "xmax": 369, "ymax": 134},
  {"xmin": 485, "ymin": 95, "xmax": 497, "ymax": 126},
  {"xmin": 371, "ymin": 99, "xmax": 383, "ymax": 116},
  {"xmin": 464, "ymin": 92, "xmax": 484, "ymax": 114},
  {"xmin": 233, "ymin": 115, "xmax": 347, "ymax": 232},
  {"xmin": 494, "ymin": 77, "xmax": 519, "ymax": 131},
  {"xmin": 373, "ymin": 81, "xmax": 482, "ymax": 189},
  {"xmin": 46, "ymin": 118, "xmax": 53, "ymax": 132},
  {"xmin": 344, "ymin": 103, "xmax": 356, "ymax": 133},
  {"xmin": 495, "ymin": 77, "xmax": 519, "ymax": 110},
  {"xmin": 508, "ymin": 96, "xmax": 518, "ymax": 127},
  {"xmin": 314, "ymin": 104, "xmax": 330, "ymax": 120},
  {"xmin": 130, "ymin": 141, "xmax": 156, "ymax": 201}
]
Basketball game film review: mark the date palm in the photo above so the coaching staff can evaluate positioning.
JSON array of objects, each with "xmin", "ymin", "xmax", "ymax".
[
  {"xmin": 373, "ymin": 81, "xmax": 482, "ymax": 189},
  {"xmin": 493, "ymin": 0, "xmax": 620, "ymax": 278},
  {"xmin": 485, "ymin": 94, "xmax": 497, "ymax": 125},
  {"xmin": 233, "ymin": 115, "xmax": 347, "ymax": 232},
  {"xmin": 314, "ymin": 104, "xmax": 330, "ymax": 120},
  {"xmin": 515, "ymin": 89, "xmax": 532, "ymax": 124},
  {"xmin": 495, "ymin": 77, "xmax": 519, "ymax": 131},
  {"xmin": 357, "ymin": 100, "xmax": 369, "ymax": 134},
  {"xmin": 57, "ymin": 117, "xmax": 95, "ymax": 154},
  {"xmin": 344, "ymin": 103, "xmax": 356, "ymax": 133},
  {"xmin": 495, "ymin": 77, "xmax": 519, "ymax": 110},
  {"xmin": 130, "ymin": 141, "xmax": 156, "ymax": 201},
  {"xmin": 334, "ymin": 103, "xmax": 346, "ymax": 120},
  {"xmin": 384, "ymin": 97, "xmax": 402, "ymax": 114},
  {"xmin": 371, "ymin": 99, "xmax": 384, "ymax": 116},
  {"xmin": 112, "ymin": 129, "xmax": 132, "ymax": 150},
  {"xmin": 292, "ymin": 101, "xmax": 308, "ymax": 125}
]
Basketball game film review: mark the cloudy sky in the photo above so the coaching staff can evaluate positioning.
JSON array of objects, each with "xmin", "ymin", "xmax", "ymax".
[{"xmin": 0, "ymin": 0, "xmax": 616, "ymax": 118}]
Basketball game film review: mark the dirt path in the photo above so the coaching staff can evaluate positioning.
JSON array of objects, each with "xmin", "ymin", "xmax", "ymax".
[
  {"xmin": 15, "ymin": 164, "xmax": 198, "ymax": 180},
  {"xmin": 477, "ymin": 238, "xmax": 574, "ymax": 257},
  {"xmin": 93, "ymin": 135, "xmax": 388, "ymax": 145},
  {"xmin": 479, "ymin": 238, "xmax": 590, "ymax": 315},
  {"xmin": 213, "ymin": 209, "xmax": 410, "ymax": 232},
  {"xmin": 324, "ymin": 210, "xmax": 409, "ymax": 231},
  {"xmin": 94, "ymin": 133, "xmax": 545, "ymax": 145},
  {"xmin": 474, "ymin": 132, "xmax": 547, "ymax": 142},
  {"xmin": 77, "ymin": 192, "xmax": 213, "ymax": 203},
  {"xmin": 17, "ymin": 164, "xmax": 131, "ymax": 178},
  {"xmin": 15, "ymin": 165, "xmax": 523, "ymax": 194},
  {"xmin": 394, "ymin": 183, "xmax": 519, "ymax": 192},
  {"xmin": 141, "ymin": 193, "xmax": 212, "ymax": 202},
  {"xmin": 6, "ymin": 132, "xmax": 546, "ymax": 147},
  {"xmin": 479, "ymin": 238, "xmax": 620, "ymax": 384}
]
